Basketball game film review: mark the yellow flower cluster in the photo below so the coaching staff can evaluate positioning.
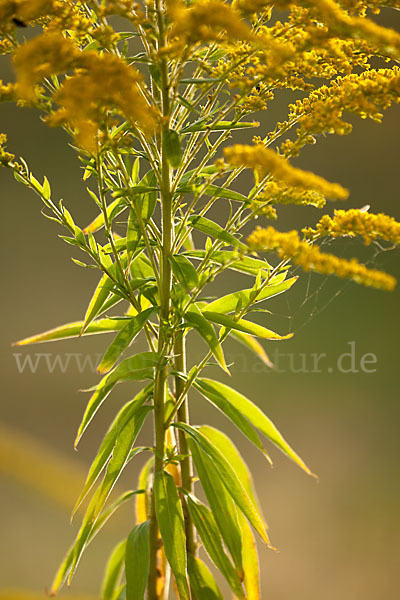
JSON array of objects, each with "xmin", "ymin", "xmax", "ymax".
[
  {"xmin": 0, "ymin": 132, "xmax": 15, "ymax": 166},
  {"xmin": 48, "ymin": 51, "xmax": 155, "ymax": 151},
  {"xmin": 13, "ymin": 32, "xmax": 78, "ymax": 100},
  {"xmin": 223, "ymin": 144, "xmax": 348, "ymax": 200},
  {"xmin": 283, "ymin": 67, "xmax": 400, "ymax": 155},
  {"xmin": 168, "ymin": 0, "xmax": 253, "ymax": 47},
  {"xmin": 247, "ymin": 226, "xmax": 397, "ymax": 290},
  {"xmin": 304, "ymin": 209, "xmax": 400, "ymax": 245},
  {"xmin": 258, "ymin": 181, "xmax": 327, "ymax": 208}
]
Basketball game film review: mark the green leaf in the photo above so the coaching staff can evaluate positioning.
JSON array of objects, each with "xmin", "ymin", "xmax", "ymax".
[
  {"xmin": 154, "ymin": 471, "xmax": 190, "ymax": 600},
  {"xmin": 82, "ymin": 272, "xmax": 117, "ymax": 333},
  {"xmin": 127, "ymin": 208, "xmax": 141, "ymax": 255},
  {"xmin": 93, "ymin": 409, "xmax": 151, "ymax": 520},
  {"xmin": 188, "ymin": 440, "xmax": 243, "ymax": 575},
  {"xmin": 185, "ymin": 494, "xmax": 245, "ymax": 598},
  {"xmin": 205, "ymin": 184, "xmax": 248, "ymax": 203},
  {"xmin": 72, "ymin": 385, "xmax": 153, "ymax": 516},
  {"xmin": 98, "ymin": 308, "xmax": 156, "ymax": 374},
  {"xmin": 163, "ymin": 129, "xmax": 182, "ymax": 168},
  {"xmin": 230, "ymin": 329, "xmax": 274, "ymax": 367},
  {"xmin": 184, "ymin": 250, "xmax": 271, "ymax": 276},
  {"xmin": 125, "ymin": 521, "xmax": 151, "ymax": 600},
  {"xmin": 193, "ymin": 379, "xmax": 269, "ymax": 460},
  {"xmin": 83, "ymin": 198, "xmax": 126, "ymax": 234},
  {"xmin": 13, "ymin": 317, "xmax": 129, "ymax": 346},
  {"xmin": 196, "ymin": 379, "xmax": 316, "ymax": 477},
  {"xmin": 203, "ymin": 311, "xmax": 293, "ymax": 340},
  {"xmin": 187, "ymin": 555, "xmax": 223, "ymax": 600},
  {"xmin": 181, "ymin": 120, "xmax": 259, "ymax": 134},
  {"xmin": 237, "ymin": 512, "xmax": 261, "ymax": 600},
  {"xmin": 75, "ymin": 352, "xmax": 162, "ymax": 446},
  {"xmin": 204, "ymin": 276, "xmax": 297, "ymax": 314},
  {"xmin": 170, "ymin": 255, "xmax": 199, "ymax": 291},
  {"xmin": 174, "ymin": 423, "xmax": 271, "ymax": 546},
  {"xmin": 51, "ymin": 490, "xmax": 139, "ymax": 593},
  {"xmin": 187, "ymin": 215, "xmax": 247, "ymax": 250},
  {"xmin": 102, "ymin": 540, "xmax": 127, "ymax": 600},
  {"xmin": 185, "ymin": 304, "xmax": 228, "ymax": 373}
]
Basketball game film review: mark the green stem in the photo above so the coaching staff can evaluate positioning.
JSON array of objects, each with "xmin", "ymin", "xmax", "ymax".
[
  {"xmin": 174, "ymin": 331, "xmax": 196, "ymax": 556},
  {"xmin": 148, "ymin": 2, "xmax": 173, "ymax": 597}
]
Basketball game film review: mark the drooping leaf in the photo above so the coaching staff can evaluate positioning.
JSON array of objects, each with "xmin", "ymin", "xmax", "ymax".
[
  {"xmin": 83, "ymin": 198, "xmax": 126, "ymax": 234},
  {"xmin": 196, "ymin": 379, "xmax": 316, "ymax": 477},
  {"xmin": 75, "ymin": 352, "xmax": 162, "ymax": 447},
  {"xmin": 154, "ymin": 471, "xmax": 190, "ymax": 600},
  {"xmin": 203, "ymin": 311, "xmax": 293, "ymax": 340},
  {"xmin": 98, "ymin": 308, "xmax": 156, "ymax": 374},
  {"xmin": 82, "ymin": 273, "xmax": 117, "ymax": 333},
  {"xmin": 237, "ymin": 512, "xmax": 260, "ymax": 600},
  {"xmin": 204, "ymin": 276, "xmax": 297, "ymax": 314},
  {"xmin": 174, "ymin": 423, "xmax": 271, "ymax": 546},
  {"xmin": 187, "ymin": 215, "xmax": 247, "ymax": 250},
  {"xmin": 185, "ymin": 304, "xmax": 228, "ymax": 373},
  {"xmin": 230, "ymin": 330, "xmax": 274, "ymax": 367},
  {"xmin": 187, "ymin": 440, "xmax": 243, "ymax": 575},
  {"xmin": 170, "ymin": 254, "xmax": 199, "ymax": 291},
  {"xmin": 185, "ymin": 494, "xmax": 245, "ymax": 598},
  {"xmin": 193, "ymin": 379, "xmax": 268, "ymax": 458},
  {"xmin": 72, "ymin": 385, "xmax": 153, "ymax": 515},
  {"xmin": 125, "ymin": 521, "xmax": 151, "ymax": 600},
  {"xmin": 187, "ymin": 555, "xmax": 224, "ymax": 600},
  {"xmin": 102, "ymin": 540, "xmax": 127, "ymax": 600}
]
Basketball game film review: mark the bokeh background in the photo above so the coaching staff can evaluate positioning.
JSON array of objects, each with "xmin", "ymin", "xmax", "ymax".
[{"xmin": 1, "ymin": 10, "xmax": 400, "ymax": 599}]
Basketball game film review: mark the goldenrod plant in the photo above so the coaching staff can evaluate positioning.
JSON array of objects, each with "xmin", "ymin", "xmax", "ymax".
[{"xmin": 1, "ymin": 0, "xmax": 400, "ymax": 598}]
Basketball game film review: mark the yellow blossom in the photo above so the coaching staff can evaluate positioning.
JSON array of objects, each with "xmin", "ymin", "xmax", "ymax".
[
  {"xmin": 247, "ymin": 226, "xmax": 397, "ymax": 290},
  {"xmin": 48, "ymin": 52, "xmax": 155, "ymax": 151},
  {"xmin": 304, "ymin": 209, "xmax": 400, "ymax": 245},
  {"xmin": 0, "ymin": 132, "xmax": 14, "ymax": 165},
  {"xmin": 257, "ymin": 181, "xmax": 327, "ymax": 208},
  {"xmin": 223, "ymin": 143, "xmax": 348, "ymax": 200},
  {"xmin": 13, "ymin": 32, "xmax": 78, "ymax": 99},
  {"xmin": 168, "ymin": 0, "xmax": 253, "ymax": 47}
]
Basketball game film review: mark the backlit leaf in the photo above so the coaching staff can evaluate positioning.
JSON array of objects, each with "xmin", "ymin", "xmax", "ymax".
[
  {"xmin": 102, "ymin": 540, "xmax": 126, "ymax": 600},
  {"xmin": 125, "ymin": 521, "xmax": 151, "ymax": 600},
  {"xmin": 185, "ymin": 305, "xmax": 228, "ymax": 373},
  {"xmin": 187, "ymin": 555, "xmax": 223, "ymax": 600},
  {"xmin": 13, "ymin": 318, "xmax": 128, "ymax": 345},
  {"xmin": 203, "ymin": 311, "xmax": 293, "ymax": 340},
  {"xmin": 188, "ymin": 215, "xmax": 247, "ymax": 250}
]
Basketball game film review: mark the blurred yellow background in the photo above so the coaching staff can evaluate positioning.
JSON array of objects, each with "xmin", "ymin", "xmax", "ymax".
[{"xmin": 1, "ymin": 12, "xmax": 400, "ymax": 598}]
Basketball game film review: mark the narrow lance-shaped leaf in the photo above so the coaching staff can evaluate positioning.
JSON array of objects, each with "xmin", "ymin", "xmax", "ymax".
[
  {"xmin": 174, "ymin": 423, "xmax": 271, "ymax": 546},
  {"xmin": 204, "ymin": 311, "xmax": 293, "ymax": 340},
  {"xmin": 170, "ymin": 254, "xmax": 199, "ymax": 291},
  {"xmin": 230, "ymin": 329, "xmax": 274, "ymax": 367},
  {"xmin": 82, "ymin": 272, "xmax": 116, "ymax": 333},
  {"xmin": 125, "ymin": 521, "xmax": 151, "ymax": 600},
  {"xmin": 184, "ymin": 250, "xmax": 271, "ymax": 277},
  {"xmin": 237, "ymin": 512, "xmax": 261, "ymax": 600},
  {"xmin": 136, "ymin": 456, "xmax": 154, "ymax": 523},
  {"xmin": 192, "ymin": 379, "xmax": 270, "ymax": 461},
  {"xmin": 98, "ymin": 307, "xmax": 156, "ymax": 374},
  {"xmin": 83, "ymin": 198, "xmax": 127, "ymax": 234},
  {"xmin": 51, "ymin": 490, "xmax": 140, "ymax": 594},
  {"xmin": 204, "ymin": 276, "xmax": 297, "ymax": 314},
  {"xmin": 188, "ymin": 440, "xmax": 243, "ymax": 575},
  {"xmin": 185, "ymin": 304, "xmax": 229, "ymax": 374},
  {"xmin": 185, "ymin": 493, "xmax": 245, "ymax": 598},
  {"xmin": 102, "ymin": 540, "xmax": 127, "ymax": 600},
  {"xmin": 187, "ymin": 555, "xmax": 224, "ymax": 600},
  {"xmin": 154, "ymin": 471, "xmax": 190, "ymax": 600},
  {"xmin": 93, "ymin": 409, "xmax": 152, "ymax": 520},
  {"xmin": 163, "ymin": 129, "xmax": 182, "ymax": 168},
  {"xmin": 196, "ymin": 379, "xmax": 316, "ymax": 477},
  {"xmin": 14, "ymin": 317, "xmax": 130, "ymax": 346},
  {"xmin": 75, "ymin": 352, "xmax": 161, "ymax": 447},
  {"xmin": 188, "ymin": 215, "xmax": 247, "ymax": 250},
  {"xmin": 72, "ymin": 384, "xmax": 153, "ymax": 516}
]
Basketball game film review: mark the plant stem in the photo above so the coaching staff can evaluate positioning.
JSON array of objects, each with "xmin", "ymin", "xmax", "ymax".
[
  {"xmin": 174, "ymin": 331, "xmax": 196, "ymax": 556},
  {"xmin": 148, "ymin": 2, "xmax": 172, "ymax": 597}
]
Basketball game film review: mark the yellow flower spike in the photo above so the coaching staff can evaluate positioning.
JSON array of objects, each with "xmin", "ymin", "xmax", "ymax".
[
  {"xmin": 13, "ymin": 32, "xmax": 79, "ymax": 100},
  {"xmin": 224, "ymin": 143, "xmax": 349, "ymax": 200},
  {"xmin": 247, "ymin": 226, "xmax": 397, "ymax": 291}
]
